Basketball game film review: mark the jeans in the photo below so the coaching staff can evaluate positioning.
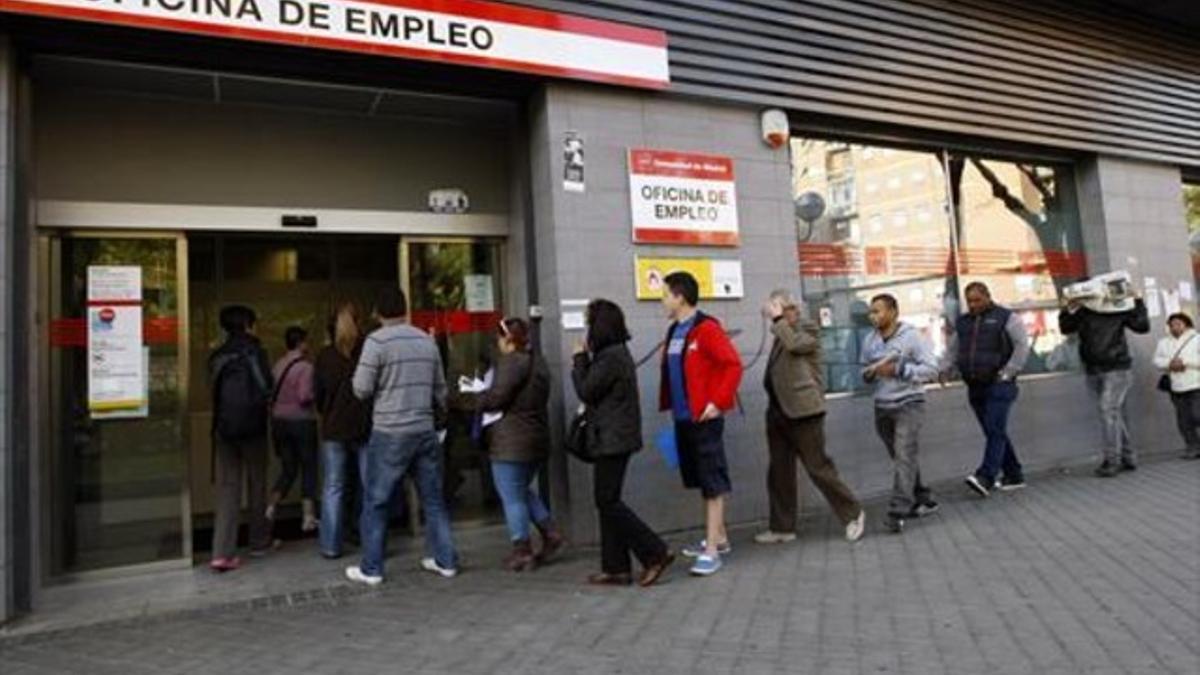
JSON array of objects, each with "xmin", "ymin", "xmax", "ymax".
[
  {"xmin": 766, "ymin": 408, "xmax": 861, "ymax": 532},
  {"xmin": 358, "ymin": 430, "xmax": 457, "ymax": 578},
  {"xmin": 593, "ymin": 453, "xmax": 668, "ymax": 575},
  {"xmin": 967, "ymin": 381, "xmax": 1023, "ymax": 483},
  {"xmin": 1171, "ymin": 390, "xmax": 1200, "ymax": 454},
  {"xmin": 874, "ymin": 402, "xmax": 932, "ymax": 516},
  {"xmin": 490, "ymin": 460, "xmax": 552, "ymax": 543},
  {"xmin": 1086, "ymin": 370, "xmax": 1135, "ymax": 464},
  {"xmin": 272, "ymin": 419, "xmax": 319, "ymax": 499},
  {"xmin": 319, "ymin": 439, "xmax": 363, "ymax": 557}
]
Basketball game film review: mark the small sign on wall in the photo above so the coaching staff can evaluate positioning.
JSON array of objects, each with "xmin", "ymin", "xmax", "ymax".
[
  {"xmin": 628, "ymin": 148, "xmax": 739, "ymax": 246},
  {"xmin": 563, "ymin": 131, "xmax": 585, "ymax": 193},
  {"xmin": 635, "ymin": 256, "xmax": 743, "ymax": 300}
]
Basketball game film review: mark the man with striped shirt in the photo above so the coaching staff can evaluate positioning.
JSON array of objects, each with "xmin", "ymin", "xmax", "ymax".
[{"xmin": 346, "ymin": 287, "xmax": 458, "ymax": 586}]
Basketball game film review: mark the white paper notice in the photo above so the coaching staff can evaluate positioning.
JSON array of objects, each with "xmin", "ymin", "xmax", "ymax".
[
  {"xmin": 87, "ymin": 304, "xmax": 146, "ymax": 413},
  {"xmin": 1146, "ymin": 289, "xmax": 1163, "ymax": 318},
  {"xmin": 1180, "ymin": 281, "xmax": 1195, "ymax": 303},
  {"xmin": 464, "ymin": 275, "xmax": 495, "ymax": 313},
  {"xmin": 1162, "ymin": 289, "xmax": 1182, "ymax": 316},
  {"xmin": 87, "ymin": 266, "xmax": 146, "ymax": 416},
  {"xmin": 88, "ymin": 266, "xmax": 142, "ymax": 302},
  {"xmin": 560, "ymin": 299, "xmax": 589, "ymax": 332}
]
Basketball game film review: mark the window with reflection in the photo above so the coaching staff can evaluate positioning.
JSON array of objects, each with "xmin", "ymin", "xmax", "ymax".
[
  {"xmin": 1185, "ymin": 181, "xmax": 1200, "ymax": 284},
  {"xmin": 792, "ymin": 138, "xmax": 1087, "ymax": 394}
]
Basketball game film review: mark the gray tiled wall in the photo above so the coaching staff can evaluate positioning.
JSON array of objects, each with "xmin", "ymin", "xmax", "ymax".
[{"xmin": 529, "ymin": 84, "xmax": 1196, "ymax": 545}]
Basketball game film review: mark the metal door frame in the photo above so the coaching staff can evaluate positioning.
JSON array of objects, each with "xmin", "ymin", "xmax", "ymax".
[{"xmin": 38, "ymin": 229, "xmax": 193, "ymax": 583}]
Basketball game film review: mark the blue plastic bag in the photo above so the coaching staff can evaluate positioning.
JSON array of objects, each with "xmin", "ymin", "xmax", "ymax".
[{"xmin": 654, "ymin": 425, "xmax": 679, "ymax": 469}]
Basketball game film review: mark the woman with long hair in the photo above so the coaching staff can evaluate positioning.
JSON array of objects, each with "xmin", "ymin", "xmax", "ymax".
[
  {"xmin": 474, "ymin": 317, "xmax": 564, "ymax": 571},
  {"xmin": 313, "ymin": 301, "xmax": 372, "ymax": 558},
  {"xmin": 572, "ymin": 300, "xmax": 674, "ymax": 586}
]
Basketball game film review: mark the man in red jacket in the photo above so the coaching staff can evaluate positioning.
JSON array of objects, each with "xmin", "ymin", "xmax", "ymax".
[{"xmin": 659, "ymin": 272, "xmax": 743, "ymax": 576}]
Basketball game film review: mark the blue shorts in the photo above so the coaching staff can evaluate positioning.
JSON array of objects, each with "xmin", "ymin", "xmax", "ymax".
[{"xmin": 675, "ymin": 418, "xmax": 732, "ymax": 499}]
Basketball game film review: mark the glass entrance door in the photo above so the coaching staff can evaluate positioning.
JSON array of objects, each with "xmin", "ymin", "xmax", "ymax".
[
  {"xmin": 44, "ymin": 233, "xmax": 191, "ymax": 576},
  {"xmin": 402, "ymin": 238, "xmax": 506, "ymax": 525}
]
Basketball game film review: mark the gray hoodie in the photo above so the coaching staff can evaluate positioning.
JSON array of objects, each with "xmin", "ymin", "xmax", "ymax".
[{"xmin": 860, "ymin": 322, "xmax": 939, "ymax": 409}]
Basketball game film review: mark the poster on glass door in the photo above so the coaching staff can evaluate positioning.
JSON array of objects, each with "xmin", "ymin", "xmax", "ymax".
[{"xmin": 87, "ymin": 266, "xmax": 148, "ymax": 418}]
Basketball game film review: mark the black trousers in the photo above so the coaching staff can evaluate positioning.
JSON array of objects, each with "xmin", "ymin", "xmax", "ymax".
[{"xmin": 593, "ymin": 454, "xmax": 668, "ymax": 575}]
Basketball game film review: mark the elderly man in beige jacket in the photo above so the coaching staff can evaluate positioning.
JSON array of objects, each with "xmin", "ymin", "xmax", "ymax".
[{"xmin": 755, "ymin": 289, "xmax": 865, "ymax": 546}]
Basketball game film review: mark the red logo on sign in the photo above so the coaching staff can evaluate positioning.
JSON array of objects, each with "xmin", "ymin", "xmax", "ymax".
[{"xmin": 98, "ymin": 308, "xmax": 116, "ymax": 323}]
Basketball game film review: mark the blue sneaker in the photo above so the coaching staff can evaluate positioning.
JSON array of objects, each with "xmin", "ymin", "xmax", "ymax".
[
  {"xmin": 689, "ymin": 554, "xmax": 722, "ymax": 576},
  {"xmin": 681, "ymin": 540, "xmax": 732, "ymax": 558}
]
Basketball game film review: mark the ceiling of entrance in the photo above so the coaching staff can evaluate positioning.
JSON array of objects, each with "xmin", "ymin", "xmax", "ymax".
[{"xmin": 33, "ymin": 56, "xmax": 516, "ymax": 127}]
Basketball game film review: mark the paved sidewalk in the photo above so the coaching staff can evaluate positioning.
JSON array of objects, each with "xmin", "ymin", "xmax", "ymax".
[{"xmin": 2, "ymin": 457, "xmax": 1198, "ymax": 675}]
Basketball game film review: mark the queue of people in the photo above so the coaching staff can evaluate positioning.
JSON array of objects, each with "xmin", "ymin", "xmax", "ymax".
[{"xmin": 205, "ymin": 271, "xmax": 1196, "ymax": 585}]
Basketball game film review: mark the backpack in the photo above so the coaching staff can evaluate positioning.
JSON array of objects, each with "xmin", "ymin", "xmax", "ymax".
[{"xmin": 211, "ymin": 345, "xmax": 270, "ymax": 441}]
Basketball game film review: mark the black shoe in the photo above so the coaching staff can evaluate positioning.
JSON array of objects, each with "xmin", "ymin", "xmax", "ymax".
[
  {"xmin": 1094, "ymin": 461, "xmax": 1120, "ymax": 478},
  {"xmin": 1119, "ymin": 460, "xmax": 1137, "ymax": 473},
  {"xmin": 964, "ymin": 474, "xmax": 991, "ymax": 498},
  {"xmin": 885, "ymin": 513, "xmax": 906, "ymax": 534},
  {"xmin": 909, "ymin": 500, "xmax": 940, "ymax": 518}
]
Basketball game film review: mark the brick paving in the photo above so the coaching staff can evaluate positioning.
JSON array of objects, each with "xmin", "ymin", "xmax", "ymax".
[{"xmin": 2, "ymin": 457, "xmax": 1198, "ymax": 675}]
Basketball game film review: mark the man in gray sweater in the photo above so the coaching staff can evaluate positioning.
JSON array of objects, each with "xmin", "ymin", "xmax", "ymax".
[
  {"xmin": 345, "ymin": 287, "xmax": 457, "ymax": 586},
  {"xmin": 861, "ymin": 293, "xmax": 941, "ymax": 534}
]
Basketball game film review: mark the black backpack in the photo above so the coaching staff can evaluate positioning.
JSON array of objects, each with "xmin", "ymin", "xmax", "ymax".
[{"xmin": 211, "ymin": 345, "xmax": 270, "ymax": 441}]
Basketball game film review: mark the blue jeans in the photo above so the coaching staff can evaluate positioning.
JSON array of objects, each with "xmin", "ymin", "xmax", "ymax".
[
  {"xmin": 358, "ymin": 430, "xmax": 457, "ymax": 578},
  {"xmin": 319, "ymin": 440, "xmax": 363, "ymax": 557},
  {"xmin": 490, "ymin": 460, "xmax": 551, "ymax": 543},
  {"xmin": 968, "ymin": 381, "xmax": 1022, "ymax": 483}
]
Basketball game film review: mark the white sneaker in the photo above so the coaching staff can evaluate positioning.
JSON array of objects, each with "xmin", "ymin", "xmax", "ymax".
[
  {"xmin": 845, "ymin": 511, "xmax": 866, "ymax": 543},
  {"xmin": 420, "ymin": 557, "xmax": 459, "ymax": 579},
  {"xmin": 345, "ymin": 565, "xmax": 383, "ymax": 587},
  {"xmin": 753, "ymin": 530, "xmax": 797, "ymax": 544}
]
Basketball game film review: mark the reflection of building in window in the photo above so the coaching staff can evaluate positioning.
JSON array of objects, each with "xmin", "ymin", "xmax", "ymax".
[
  {"xmin": 1185, "ymin": 182, "xmax": 1200, "ymax": 282},
  {"xmin": 791, "ymin": 138, "xmax": 1087, "ymax": 394}
]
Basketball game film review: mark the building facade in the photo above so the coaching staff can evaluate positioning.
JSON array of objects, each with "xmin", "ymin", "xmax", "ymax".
[{"xmin": 1, "ymin": 0, "xmax": 1198, "ymax": 622}]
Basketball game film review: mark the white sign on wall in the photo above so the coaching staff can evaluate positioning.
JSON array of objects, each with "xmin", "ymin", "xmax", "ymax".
[
  {"xmin": 87, "ymin": 266, "xmax": 147, "ymax": 416},
  {"xmin": 628, "ymin": 148, "xmax": 739, "ymax": 247},
  {"xmin": 0, "ymin": 0, "xmax": 670, "ymax": 89}
]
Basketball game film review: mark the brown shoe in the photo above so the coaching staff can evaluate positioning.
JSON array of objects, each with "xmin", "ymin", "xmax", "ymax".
[
  {"xmin": 535, "ymin": 521, "xmax": 566, "ymax": 564},
  {"xmin": 504, "ymin": 540, "xmax": 537, "ymax": 572},
  {"xmin": 587, "ymin": 572, "xmax": 633, "ymax": 586},
  {"xmin": 638, "ymin": 551, "xmax": 676, "ymax": 587}
]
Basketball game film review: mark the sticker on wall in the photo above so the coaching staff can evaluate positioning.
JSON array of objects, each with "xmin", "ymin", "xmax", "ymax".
[
  {"xmin": 563, "ymin": 131, "xmax": 585, "ymax": 193},
  {"xmin": 635, "ymin": 256, "xmax": 743, "ymax": 300},
  {"xmin": 628, "ymin": 148, "xmax": 739, "ymax": 246}
]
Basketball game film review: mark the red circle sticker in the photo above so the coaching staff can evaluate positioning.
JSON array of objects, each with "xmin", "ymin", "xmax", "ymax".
[{"xmin": 99, "ymin": 308, "xmax": 116, "ymax": 323}]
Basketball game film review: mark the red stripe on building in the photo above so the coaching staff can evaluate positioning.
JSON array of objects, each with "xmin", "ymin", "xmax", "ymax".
[
  {"xmin": 633, "ymin": 228, "xmax": 739, "ymax": 246},
  {"xmin": 49, "ymin": 317, "xmax": 178, "ymax": 347},
  {"xmin": 410, "ymin": 310, "xmax": 503, "ymax": 336}
]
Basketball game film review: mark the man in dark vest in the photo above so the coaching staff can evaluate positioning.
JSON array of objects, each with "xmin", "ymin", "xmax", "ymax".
[{"xmin": 942, "ymin": 282, "xmax": 1030, "ymax": 497}]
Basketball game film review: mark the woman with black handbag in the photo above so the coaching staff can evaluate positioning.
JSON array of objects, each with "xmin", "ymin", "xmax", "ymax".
[
  {"xmin": 1153, "ymin": 312, "xmax": 1200, "ymax": 459},
  {"xmin": 571, "ymin": 300, "xmax": 674, "ymax": 587}
]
